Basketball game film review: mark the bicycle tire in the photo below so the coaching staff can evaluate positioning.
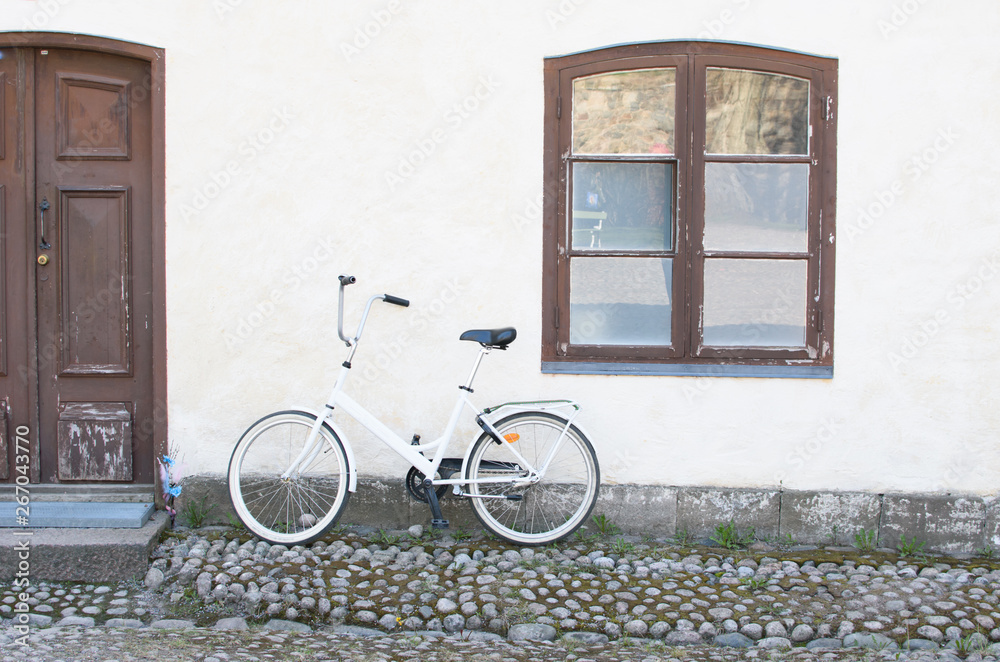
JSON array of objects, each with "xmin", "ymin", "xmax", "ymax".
[
  {"xmin": 228, "ymin": 410, "xmax": 351, "ymax": 545},
  {"xmin": 464, "ymin": 411, "xmax": 599, "ymax": 546}
]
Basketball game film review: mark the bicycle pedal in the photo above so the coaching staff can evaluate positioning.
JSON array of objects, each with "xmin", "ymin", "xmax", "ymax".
[{"xmin": 431, "ymin": 519, "xmax": 449, "ymax": 529}]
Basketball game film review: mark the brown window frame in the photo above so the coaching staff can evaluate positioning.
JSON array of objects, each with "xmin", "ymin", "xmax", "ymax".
[{"xmin": 542, "ymin": 42, "xmax": 838, "ymax": 377}]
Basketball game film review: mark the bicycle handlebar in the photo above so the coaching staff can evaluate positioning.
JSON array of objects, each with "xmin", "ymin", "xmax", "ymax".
[
  {"xmin": 383, "ymin": 294, "xmax": 409, "ymax": 307},
  {"xmin": 337, "ymin": 275, "xmax": 409, "ymax": 347}
]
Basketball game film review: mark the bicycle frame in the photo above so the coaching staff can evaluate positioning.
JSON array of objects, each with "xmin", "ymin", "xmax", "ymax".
[{"xmin": 281, "ymin": 285, "xmax": 582, "ymax": 496}]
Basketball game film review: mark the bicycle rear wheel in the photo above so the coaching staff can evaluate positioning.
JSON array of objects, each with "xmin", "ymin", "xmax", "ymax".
[
  {"xmin": 465, "ymin": 411, "xmax": 599, "ymax": 546},
  {"xmin": 228, "ymin": 410, "xmax": 351, "ymax": 545}
]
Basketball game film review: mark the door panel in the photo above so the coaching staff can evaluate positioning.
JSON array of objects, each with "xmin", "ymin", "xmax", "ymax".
[
  {"xmin": 55, "ymin": 71, "xmax": 132, "ymax": 160},
  {"xmin": 58, "ymin": 401, "xmax": 132, "ymax": 480},
  {"xmin": 57, "ymin": 186, "xmax": 131, "ymax": 375}
]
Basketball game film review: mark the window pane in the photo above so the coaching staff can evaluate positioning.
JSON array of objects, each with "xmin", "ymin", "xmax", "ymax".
[
  {"xmin": 704, "ymin": 163, "xmax": 809, "ymax": 252},
  {"xmin": 570, "ymin": 257, "xmax": 671, "ymax": 346},
  {"xmin": 705, "ymin": 68, "xmax": 809, "ymax": 155},
  {"xmin": 573, "ymin": 68, "xmax": 675, "ymax": 155},
  {"xmin": 703, "ymin": 259, "xmax": 807, "ymax": 347},
  {"xmin": 571, "ymin": 162, "xmax": 673, "ymax": 251}
]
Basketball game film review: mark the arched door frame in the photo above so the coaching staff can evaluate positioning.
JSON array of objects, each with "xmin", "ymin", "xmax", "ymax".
[{"xmin": 0, "ymin": 31, "xmax": 166, "ymax": 503}]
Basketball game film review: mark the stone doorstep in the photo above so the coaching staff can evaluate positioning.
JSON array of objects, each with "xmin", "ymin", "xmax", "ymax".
[
  {"xmin": 0, "ymin": 501, "xmax": 155, "ymax": 528},
  {"xmin": 0, "ymin": 484, "xmax": 155, "ymax": 503},
  {"xmin": 0, "ymin": 511, "xmax": 169, "ymax": 582}
]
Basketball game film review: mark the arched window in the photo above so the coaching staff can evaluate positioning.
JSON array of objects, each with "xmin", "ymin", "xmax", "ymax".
[{"xmin": 542, "ymin": 42, "xmax": 837, "ymax": 376}]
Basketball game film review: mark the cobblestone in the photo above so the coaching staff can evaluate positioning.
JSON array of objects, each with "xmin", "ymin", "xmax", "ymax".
[{"xmin": 4, "ymin": 526, "xmax": 1000, "ymax": 660}]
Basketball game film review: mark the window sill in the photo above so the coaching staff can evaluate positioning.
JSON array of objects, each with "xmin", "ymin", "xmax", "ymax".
[{"xmin": 541, "ymin": 361, "xmax": 833, "ymax": 378}]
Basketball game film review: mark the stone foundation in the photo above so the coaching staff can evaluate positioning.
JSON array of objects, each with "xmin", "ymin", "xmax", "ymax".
[{"xmin": 179, "ymin": 474, "xmax": 998, "ymax": 554}]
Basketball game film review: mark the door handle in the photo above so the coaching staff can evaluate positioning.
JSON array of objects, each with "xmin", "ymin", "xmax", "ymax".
[{"xmin": 39, "ymin": 197, "xmax": 51, "ymax": 249}]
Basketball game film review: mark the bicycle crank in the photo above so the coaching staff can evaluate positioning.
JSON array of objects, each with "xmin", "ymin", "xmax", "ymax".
[{"xmin": 404, "ymin": 466, "xmax": 449, "ymax": 503}]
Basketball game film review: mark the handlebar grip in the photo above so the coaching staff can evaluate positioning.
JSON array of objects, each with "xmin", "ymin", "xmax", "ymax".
[
  {"xmin": 339, "ymin": 275, "xmax": 357, "ymax": 286},
  {"xmin": 383, "ymin": 294, "xmax": 410, "ymax": 307}
]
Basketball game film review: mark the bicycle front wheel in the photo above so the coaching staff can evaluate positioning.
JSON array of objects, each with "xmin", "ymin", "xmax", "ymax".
[
  {"xmin": 228, "ymin": 410, "xmax": 351, "ymax": 545},
  {"xmin": 465, "ymin": 412, "xmax": 599, "ymax": 546}
]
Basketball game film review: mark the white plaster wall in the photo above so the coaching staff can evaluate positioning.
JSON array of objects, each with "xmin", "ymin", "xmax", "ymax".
[{"xmin": 3, "ymin": 0, "xmax": 999, "ymax": 495}]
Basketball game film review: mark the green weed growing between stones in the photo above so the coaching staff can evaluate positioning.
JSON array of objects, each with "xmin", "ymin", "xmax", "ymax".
[
  {"xmin": 895, "ymin": 535, "xmax": 925, "ymax": 557},
  {"xmin": 181, "ymin": 495, "xmax": 217, "ymax": 528},
  {"xmin": 499, "ymin": 597, "xmax": 535, "ymax": 630},
  {"xmin": 591, "ymin": 513, "xmax": 621, "ymax": 537},
  {"xmin": 710, "ymin": 520, "xmax": 755, "ymax": 550},
  {"xmin": 673, "ymin": 527, "xmax": 695, "ymax": 547},
  {"xmin": 739, "ymin": 575, "xmax": 767, "ymax": 592},
  {"xmin": 759, "ymin": 601, "xmax": 786, "ymax": 616},
  {"xmin": 853, "ymin": 529, "xmax": 878, "ymax": 552},
  {"xmin": 868, "ymin": 634, "xmax": 894, "ymax": 651},
  {"xmin": 954, "ymin": 631, "xmax": 988, "ymax": 655},
  {"xmin": 610, "ymin": 538, "xmax": 636, "ymax": 555},
  {"xmin": 371, "ymin": 529, "xmax": 401, "ymax": 546}
]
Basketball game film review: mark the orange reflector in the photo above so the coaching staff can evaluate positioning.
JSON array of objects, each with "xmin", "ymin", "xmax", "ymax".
[{"xmin": 503, "ymin": 433, "xmax": 519, "ymax": 443}]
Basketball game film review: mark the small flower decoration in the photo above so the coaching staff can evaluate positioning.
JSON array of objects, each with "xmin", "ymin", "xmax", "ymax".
[{"xmin": 158, "ymin": 452, "xmax": 185, "ymax": 528}]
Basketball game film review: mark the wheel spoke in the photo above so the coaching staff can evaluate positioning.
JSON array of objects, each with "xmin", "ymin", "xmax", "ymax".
[
  {"xmin": 467, "ymin": 413, "xmax": 598, "ymax": 545},
  {"xmin": 229, "ymin": 412, "xmax": 351, "ymax": 545}
]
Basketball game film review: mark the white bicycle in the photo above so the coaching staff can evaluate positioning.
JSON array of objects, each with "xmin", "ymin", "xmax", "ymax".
[{"xmin": 228, "ymin": 275, "xmax": 600, "ymax": 547}]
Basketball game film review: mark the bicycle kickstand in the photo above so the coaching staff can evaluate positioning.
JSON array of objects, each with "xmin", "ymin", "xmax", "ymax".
[{"xmin": 422, "ymin": 478, "xmax": 449, "ymax": 530}]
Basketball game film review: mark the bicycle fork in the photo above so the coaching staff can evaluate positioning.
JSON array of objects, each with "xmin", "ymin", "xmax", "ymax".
[
  {"xmin": 280, "ymin": 411, "xmax": 333, "ymax": 481},
  {"xmin": 282, "ymin": 357, "xmax": 356, "ymax": 481}
]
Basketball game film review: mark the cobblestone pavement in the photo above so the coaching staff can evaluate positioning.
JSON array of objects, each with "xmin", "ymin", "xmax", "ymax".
[{"xmin": 4, "ymin": 524, "xmax": 1000, "ymax": 661}]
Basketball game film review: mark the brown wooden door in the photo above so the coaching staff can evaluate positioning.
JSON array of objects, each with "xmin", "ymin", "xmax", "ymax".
[
  {"xmin": 0, "ymin": 48, "xmax": 31, "ymax": 482},
  {"xmin": 0, "ymin": 46, "xmax": 155, "ymax": 484}
]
